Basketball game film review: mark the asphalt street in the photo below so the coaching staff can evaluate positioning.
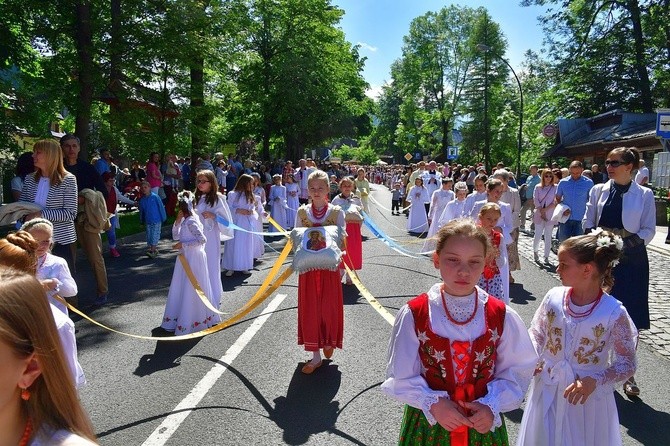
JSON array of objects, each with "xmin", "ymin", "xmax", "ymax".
[{"xmin": 72, "ymin": 184, "xmax": 670, "ymax": 445}]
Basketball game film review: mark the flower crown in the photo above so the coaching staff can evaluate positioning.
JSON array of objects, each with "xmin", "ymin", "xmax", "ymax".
[
  {"xmin": 591, "ymin": 227, "xmax": 623, "ymax": 267},
  {"xmin": 177, "ymin": 190, "xmax": 194, "ymax": 204}
]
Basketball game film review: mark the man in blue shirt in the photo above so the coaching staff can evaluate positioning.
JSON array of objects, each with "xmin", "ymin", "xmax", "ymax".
[
  {"xmin": 520, "ymin": 164, "xmax": 540, "ymax": 232},
  {"xmin": 555, "ymin": 160, "xmax": 593, "ymax": 242}
]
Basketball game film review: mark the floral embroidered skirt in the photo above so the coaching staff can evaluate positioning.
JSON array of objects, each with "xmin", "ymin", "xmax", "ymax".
[{"xmin": 399, "ymin": 405, "xmax": 508, "ymax": 446}]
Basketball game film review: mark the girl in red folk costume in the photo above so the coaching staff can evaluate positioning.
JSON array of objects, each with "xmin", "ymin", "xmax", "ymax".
[
  {"xmin": 382, "ymin": 219, "xmax": 536, "ymax": 445},
  {"xmin": 294, "ymin": 170, "xmax": 346, "ymax": 374},
  {"xmin": 477, "ymin": 203, "xmax": 505, "ymax": 302},
  {"xmin": 331, "ymin": 176, "xmax": 363, "ymax": 285}
]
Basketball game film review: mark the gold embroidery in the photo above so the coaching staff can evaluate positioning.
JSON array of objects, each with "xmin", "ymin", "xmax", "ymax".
[
  {"xmin": 574, "ymin": 323, "xmax": 606, "ymax": 364},
  {"xmin": 545, "ymin": 309, "xmax": 563, "ymax": 355}
]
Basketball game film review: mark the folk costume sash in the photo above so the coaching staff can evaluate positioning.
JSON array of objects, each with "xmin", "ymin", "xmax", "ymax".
[{"xmin": 408, "ymin": 291, "xmax": 506, "ymax": 446}]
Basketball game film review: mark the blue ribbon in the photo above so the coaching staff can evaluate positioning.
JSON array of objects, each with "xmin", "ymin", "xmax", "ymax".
[
  {"xmin": 215, "ymin": 215, "xmax": 291, "ymax": 237},
  {"xmin": 361, "ymin": 212, "xmax": 431, "ymax": 259}
]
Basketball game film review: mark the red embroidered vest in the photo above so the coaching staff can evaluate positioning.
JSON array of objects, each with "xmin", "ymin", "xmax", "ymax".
[{"xmin": 407, "ymin": 292, "xmax": 506, "ymax": 399}]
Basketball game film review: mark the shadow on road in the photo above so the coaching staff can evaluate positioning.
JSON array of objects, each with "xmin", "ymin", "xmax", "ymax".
[
  {"xmin": 133, "ymin": 332, "xmax": 202, "ymax": 376},
  {"xmin": 509, "ymin": 283, "xmax": 537, "ymax": 305},
  {"xmin": 615, "ymin": 391, "xmax": 670, "ymax": 445}
]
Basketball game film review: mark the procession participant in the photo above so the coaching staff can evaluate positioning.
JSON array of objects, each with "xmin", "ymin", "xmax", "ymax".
[
  {"xmin": 492, "ymin": 169, "xmax": 521, "ymax": 281},
  {"xmin": 464, "ymin": 174, "xmax": 487, "ymax": 216},
  {"xmin": 436, "ymin": 181, "xmax": 469, "ymax": 228},
  {"xmin": 331, "ymin": 176, "xmax": 363, "ymax": 285},
  {"xmin": 354, "ymin": 168, "xmax": 371, "ymax": 214},
  {"xmin": 582, "ymin": 146, "xmax": 655, "ymax": 397},
  {"xmin": 285, "ymin": 174, "xmax": 299, "ymax": 229},
  {"xmin": 268, "ymin": 174, "xmax": 288, "ymax": 232},
  {"xmin": 421, "ymin": 160, "xmax": 442, "ymax": 206},
  {"xmin": 517, "ymin": 231, "xmax": 637, "ymax": 446},
  {"xmin": 221, "ymin": 174, "xmax": 258, "ymax": 276},
  {"xmin": 294, "ymin": 170, "xmax": 346, "ymax": 374},
  {"xmin": 476, "ymin": 203, "xmax": 505, "ymax": 302},
  {"xmin": 194, "ymin": 170, "xmax": 234, "ymax": 310},
  {"xmin": 532, "ymin": 169, "xmax": 557, "ymax": 264},
  {"xmin": 0, "ymin": 268, "xmax": 97, "ymax": 445},
  {"xmin": 251, "ymin": 172, "xmax": 267, "ymax": 260},
  {"xmin": 295, "ymin": 159, "xmax": 314, "ymax": 205},
  {"xmin": 422, "ymin": 178, "xmax": 455, "ymax": 252},
  {"xmin": 406, "ymin": 177, "xmax": 430, "ymax": 234},
  {"xmin": 161, "ymin": 191, "xmax": 220, "ymax": 335},
  {"xmin": 382, "ymin": 219, "xmax": 536, "ymax": 445}
]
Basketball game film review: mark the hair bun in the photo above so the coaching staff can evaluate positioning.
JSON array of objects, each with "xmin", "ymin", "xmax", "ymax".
[{"xmin": 6, "ymin": 231, "xmax": 38, "ymax": 254}]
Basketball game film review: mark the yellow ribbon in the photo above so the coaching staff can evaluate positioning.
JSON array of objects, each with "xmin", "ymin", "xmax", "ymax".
[
  {"xmin": 178, "ymin": 254, "xmax": 228, "ymax": 315},
  {"xmin": 343, "ymin": 264, "xmax": 395, "ymax": 325}
]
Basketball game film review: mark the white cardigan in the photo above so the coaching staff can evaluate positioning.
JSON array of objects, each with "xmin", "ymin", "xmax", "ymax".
[{"xmin": 582, "ymin": 180, "xmax": 656, "ymax": 244}]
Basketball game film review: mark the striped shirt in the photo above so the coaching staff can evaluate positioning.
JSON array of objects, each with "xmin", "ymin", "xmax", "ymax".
[{"xmin": 20, "ymin": 173, "xmax": 78, "ymax": 245}]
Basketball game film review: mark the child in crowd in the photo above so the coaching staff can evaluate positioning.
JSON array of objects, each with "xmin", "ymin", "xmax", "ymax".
[
  {"xmin": 102, "ymin": 171, "xmax": 137, "ymax": 258},
  {"xmin": 354, "ymin": 168, "xmax": 371, "ymax": 213},
  {"xmin": 424, "ymin": 178, "xmax": 455, "ymax": 248},
  {"xmin": 21, "ymin": 218, "xmax": 77, "ymax": 315},
  {"xmin": 331, "ymin": 176, "xmax": 363, "ymax": 285},
  {"xmin": 437, "ymin": 181, "xmax": 469, "ymax": 227},
  {"xmin": 269, "ymin": 174, "xmax": 288, "ymax": 231},
  {"xmin": 477, "ymin": 203, "xmax": 506, "ymax": 303},
  {"xmin": 194, "ymin": 170, "xmax": 234, "ymax": 310},
  {"xmin": 382, "ymin": 219, "xmax": 536, "ymax": 445},
  {"xmin": 406, "ymin": 177, "xmax": 430, "ymax": 233},
  {"xmin": 518, "ymin": 230, "xmax": 637, "ymax": 446},
  {"xmin": 139, "ymin": 181, "xmax": 167, "ymax": 258},
  {"xmin": 295, "ymin": 170, "xmax": 346, "ymax": 374},
  {"xmin": 391, "ymin": 181, "xmax": 404, "ymax": 215},
  {"xmin": 251, "ymin": 173, "xmax": 266, "ymax": 261},
  {"xmin": 532, "ymin": 168, "xmax": 557, "ymax": 264},
  {"xmin": 285, "ymin": 174, "xmax": 299, "ymax": 230},
  {"xmin": 464, "ymin": 174, "xmax": 488, "ymax": 216},
  {"xmin": 329, "ymin": 175, "xmax": 340, "ymax": 201},
  {"xmin": 222, "ymin": 174, "xmax": 258, "ymax": 276},
  {"xmin": 161, "ymin": 191, "xmax": 220, "ymax": 335}
]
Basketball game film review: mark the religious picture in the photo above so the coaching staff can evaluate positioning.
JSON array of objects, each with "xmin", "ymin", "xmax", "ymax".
[{"xmin": 306, "ymin": 229, "xmax": 327, "ymax": 251}]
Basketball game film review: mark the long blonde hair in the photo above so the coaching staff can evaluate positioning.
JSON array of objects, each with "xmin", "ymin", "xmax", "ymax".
[
  {"xmin": 32, "ymin": 139, "xmax": 68, "ymax": 186},
  {"xmin": 0, "ymin": 269, "xmax": 96, "ymax": 441}
]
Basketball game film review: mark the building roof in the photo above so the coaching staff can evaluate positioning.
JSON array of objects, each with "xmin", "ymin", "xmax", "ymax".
[{"xmin": 544, "ymin": 110, "xmax": 658, "ymax": 158}]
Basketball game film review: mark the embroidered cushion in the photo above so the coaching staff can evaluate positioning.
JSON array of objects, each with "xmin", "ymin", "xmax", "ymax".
[{"xmin": 290, "ymin": 225, "xmax": 344, "ymax": 273}]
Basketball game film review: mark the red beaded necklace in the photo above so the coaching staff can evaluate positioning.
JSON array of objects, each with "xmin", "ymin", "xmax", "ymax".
[
  {"xmin": 311, "ymin": 202, "xmax": 328, "ymax": 220},
  {"xmin": 19, "ymin": 417, "xmax": 32, "ymax": 446},
  {"xmin": 441, "ymin": 285, "xmax": 479, "ymax": 326},
  {"xmin": 564, "ymin": 288, "xmax": 603, "ymax": 318}
]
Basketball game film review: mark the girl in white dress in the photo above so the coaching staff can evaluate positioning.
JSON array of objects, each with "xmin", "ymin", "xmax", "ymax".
[
  {"xmin": 406, "ymin": 177, "xmax": 430, "ymax": 233},
  {"xmin": 222, "ymin": 174, "xmax": 258, "ymax": 276},
  {"xmin": 423, "ymin": 179, "xmax": 455, "ymax": 251},
  {"xmin": 251, "ymin": 173, "xmax": 267, "ymax": 260},
  {"xmin": 161, "ymin": 191, "xmax": 221, "ymax": 335},
  {"xmin": 269, "ymin": 174, "xmax": 288, "ymax": 231},
  {"xmin": 285, "ymin": 174, "xmax": 299, "ymax": 229},
  {"xmin": 517, "ymin": 230, "xmax": 637, "ymax": 446},
  {"xmin": 382, "ymin": 219, "xmax": 536, "ymax": 445},
  {"xmin": 437, "ymin": 181, "xmax": 469, "ymax": 227},
  {"xmin": 194, "ymin": 170, "xmax": 234, "ymax": 310},
  {"xmin": 21, "ymin": 219, "xmax": 77, "ymax": 316},
  {"xmin": 464, "ymin": 174, "xmax": 488, "ymax": 216}
]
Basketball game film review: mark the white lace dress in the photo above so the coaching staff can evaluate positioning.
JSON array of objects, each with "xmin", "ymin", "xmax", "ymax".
[
  {"xmin": 269, "ymin": 184, "xmax": 288, "ymax": 231},
  {"xmin": 161, "ymin": 216, "xmax": 221, "ymax": 335},
  {"xmin": 382, "ymin": 284, "xmax": 537, "ymax": 428},
  {"xmin": 406, "ymin": 186, "xmax": 430, "ymax": 233},
  {"xmin": 285, "ymin": 183, "xmax": 300, "ymax": 229},
  {"xmin": 195, "ymin": 194, "xmax": 233, "ymax": 309},
  {"xmin": 221, "ymin": 191, "xmax": 258, "ymax": 272},
  {"xmin": 423, "ymin": 189, "xmax": 456, "ymax": 251},
  {"xmin": 517, "ymin": 287, "xmax": 637, "ymax": 446}
]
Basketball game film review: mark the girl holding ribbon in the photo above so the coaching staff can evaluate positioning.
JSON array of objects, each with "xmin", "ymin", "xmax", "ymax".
[
  {"xmin": 222, "ymin": 175, "xmax": 259, "ymax": 276},
  {"xmin": 517, "ymin": 230, "xmax": 637, "ymax": 446},
  {"xmin": 161, "ymin": 190, "xmax": 220, "ymax": 335},
  {"xmin": 382, "ymin": 219, "xmax": 536, "ymax": 445}
]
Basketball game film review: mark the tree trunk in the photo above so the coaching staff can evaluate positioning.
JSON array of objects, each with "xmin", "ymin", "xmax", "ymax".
[
  {"xmin": 626, "ymin": 0, "xmax": 653, "ymax": 112},
  {"xmin": 190, "ymin": 57, "xmax": 207, "ymax": 157},
  {"xmin": 109, "ymin": 0, "xmax": 122, "ymax": 152},
  {"xmin": 75, "ymin": 1, "xmax": 94, "ymax": 160}
]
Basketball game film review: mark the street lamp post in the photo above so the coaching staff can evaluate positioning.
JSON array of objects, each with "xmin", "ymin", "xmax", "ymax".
[{"xmin": 476, "ymin": 44, "xmax": 523, "ymax": 180}]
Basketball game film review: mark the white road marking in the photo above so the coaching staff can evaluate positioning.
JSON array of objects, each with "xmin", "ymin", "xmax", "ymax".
[{"xmin": 141, "ymin": 293, "xmax": 288, "ymax": 446}]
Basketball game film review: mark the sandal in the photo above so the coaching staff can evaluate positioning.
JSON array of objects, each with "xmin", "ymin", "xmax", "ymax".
[
  {"xmin": 323, "ymin": 347, "xmax": 334, "ymax": 359},
  {"xmin": 301, "ymin": 360, "xmax": 323, "ymax": 375},
  {"xmin": 623, "ymin": 378, "xmax": 640, "ymax": 397}
]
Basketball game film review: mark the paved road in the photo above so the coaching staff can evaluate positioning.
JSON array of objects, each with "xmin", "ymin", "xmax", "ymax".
[{"xmin": 72, "ymin": 185, "xmax": 670, "ymax": 445}]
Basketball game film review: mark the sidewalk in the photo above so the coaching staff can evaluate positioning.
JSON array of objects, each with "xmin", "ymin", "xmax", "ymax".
[{"xmin": 516, "ymin": 225, "xmax": 670, "ymax": 360}]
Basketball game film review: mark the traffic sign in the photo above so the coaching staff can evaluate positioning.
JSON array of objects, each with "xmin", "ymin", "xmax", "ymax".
[
  {"xmin": 414, "ymin": 152, "xmax": 422, "ymax": 160},
  {"xmin": 404, "ymin": 153, "xmax": 412, "ymax": 161},
  {"xmin": 657, "ymin": 109, "xmax": 670, "ymax": 139},
  {"xmin": 447, "ymin": 146, "xmax": 459, "ymax": 160},
  {"xmin": 542, "ymin": 124, "xmax": 557, "ymax": 138}
]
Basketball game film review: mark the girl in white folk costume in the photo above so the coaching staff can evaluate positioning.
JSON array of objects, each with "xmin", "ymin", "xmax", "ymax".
[
  {"xmin": 194, "ymin": 170, "xmax": 234, "ymax": 310},
  {"xmin": 285, "ymin": 174, "xmax": 299, "ymax": 229},
  {"xmin": 222, "ymin": 174, "xmax": 259, "ymax": 276},
  {"xmin": 21, "ymin": 218, "xmax": 77, "ymax": 316},
  {"xmin": 464, "ymin": 174, "xmax": 488, "ymax": 216},
  {"xmin": 269, "ymin": 174, "xmax": 289, "ymax": 231},
  {"xmin": 437, "ymin": 181, "xmax": 469, "ymax": 227},
  {"xmin": 382, "ymin": 219, "xmax": 536, "ymax": 445},
  {"xmin": 251, "ymin": 173, "xmax": 266, "ymax": 261},
  {"xmin": 294, "ymin": 170, "xmax": 346, "ymax": 374},
  {"xmin": 161, "ymin": 191, "xmax": 220, "ymax": 335},
  {"xmin": 331, "ymin": 176, "xmax": 363, "ymax": 285},
  {"xmin": 517, "ymin": 230, "xmax": 637, "ymax": 446},
  {"xmin": 406, "ymin": 177, "xmax": 430, "ymax": 233},
  {"xmin": 423, "ymin": 178, "xmax": 456, "ymax": 252}
]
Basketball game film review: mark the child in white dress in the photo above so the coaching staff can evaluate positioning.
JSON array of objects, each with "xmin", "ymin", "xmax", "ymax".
[
  {"xmin": 285, "ymin": 174, "xmax": 299, "ymax": 229},
  {"xmin": 382, "ymin": 219, "xmax": 536, "ymax": 445},
  {"xmin": 269, "ymin": 174, "xmax": 288, "ymax": 231},
  {"xmin": 222, "ymin": 174, "xmax": 259, "ymax": 276},
  {"xmin": 406, "ymin": 177, "xmax": 430, "ymax": 233},
  {"xmin": 21, "ymin": 218, "xmax": 77, "ymax": 315},
  {"xmin": 517, "ymin": 230, "xmax": 637, "ymax": 446},
  {"xmin": 251, "ymin": 173, "xmax": 267, "ymax": 259},
  {"xmin": 194, "ymin": 170, "xmax": 234, "ymax": 310},
  {"xmin": 161, "ymin": 191, "xmax": 221, "ymax": 335}
]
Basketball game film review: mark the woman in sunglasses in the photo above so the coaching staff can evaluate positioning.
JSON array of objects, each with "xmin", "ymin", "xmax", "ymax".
[{"xmin": 583, "ymin": 146, "xmax": 655, "ymax": 397}]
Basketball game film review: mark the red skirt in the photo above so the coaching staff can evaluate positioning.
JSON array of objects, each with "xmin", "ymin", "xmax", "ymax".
[
  {"xmin": 297, "ymin": 269, "xmax": 344, "ymax": 351},
  {"xmin": 340, "ymin": 222, "xmax": 363, "ymax": 270}
]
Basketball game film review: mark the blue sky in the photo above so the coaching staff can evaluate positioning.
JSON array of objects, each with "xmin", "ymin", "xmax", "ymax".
[{"xmin": 333, "ymin": 1, "xmax": 549, "ymax": 98}]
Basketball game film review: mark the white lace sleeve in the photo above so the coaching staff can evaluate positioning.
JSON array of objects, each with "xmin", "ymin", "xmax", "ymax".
[
  {"xmin": 172, "ymin": 221, "xmax": 181, "ymax": 240},
  {"xmin": 590, "ymin": 306, "xmax": 638, "ymax": 392},
  {"xmin": 183, "ymin": 219, "xmax": 206, "ymax": 247},
  {"xmin": 380, "ymin": 305, "xmax": 450, "ymax": 426},
  {"xmin": 528, "ymin": 294, "xmax": 551, "ymax": 355}
]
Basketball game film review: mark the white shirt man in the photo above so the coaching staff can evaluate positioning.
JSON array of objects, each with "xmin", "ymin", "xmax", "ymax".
[{"xmin": 421, "ymin": 161, "xmax": 442, "ymax": 197}]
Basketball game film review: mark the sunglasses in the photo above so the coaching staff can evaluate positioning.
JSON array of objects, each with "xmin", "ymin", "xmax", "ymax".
[
  {"xmin": 543, "ymin": 174, "xmax": 553, "ymax": 177},
  {"xmin": 604, "ymin": 160, "xmax": 628, "ymax": 167},
  {"xmin": 197, "ymin": 179, "xmax": 210, "ymax": 184}
]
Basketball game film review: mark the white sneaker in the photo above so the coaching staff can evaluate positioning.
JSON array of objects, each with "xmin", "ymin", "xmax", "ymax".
[
  {"xmin": 225, "ymin": 270, "xmax": 234, "ymax": 277},
  {"xmin": 241, "ymin": 270, "xmax": 252, "ymax": 275}
]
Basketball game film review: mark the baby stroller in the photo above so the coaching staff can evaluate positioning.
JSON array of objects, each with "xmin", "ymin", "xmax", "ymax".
[{"xmin": 123, "ymin": 181, "xmax": 141, "ymax": 210}]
